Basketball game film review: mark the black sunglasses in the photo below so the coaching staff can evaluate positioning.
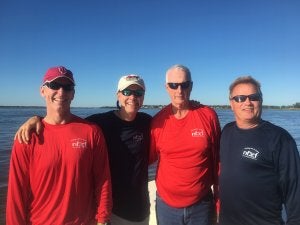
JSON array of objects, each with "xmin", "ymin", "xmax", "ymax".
[
  {"xmin": 121, "ymin": 89, "xmax": 145, "ymax": 97},
  {"xmin": 167, "ymin": 81, "xmax": 192, "ymax": 90},
  {"xmin": 230, "ymin": 93, "xmax": 261, "ymax": 103},
  {"xmin": 44, "ymin": 82, "xmax": 74, "ymax": 92}
]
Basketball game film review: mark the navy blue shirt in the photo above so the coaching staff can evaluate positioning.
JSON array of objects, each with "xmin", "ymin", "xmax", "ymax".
[
  {"xmin": 219, "ymin": 120, "xmax": 300, "ymax": 225},
  {"xmin": 86, "ymin": 110, "xmax": 151, "ymax": 221}
]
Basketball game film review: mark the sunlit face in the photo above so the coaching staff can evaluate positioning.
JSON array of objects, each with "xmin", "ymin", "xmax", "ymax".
[
  {"xmin": 40, "ymin": 77, "xmax": 75, "ymax": 112},
  {"xmin": 230, "ymin": 83, "xmax": 262, "ymax": 128},
  {"xmin": 117, "ymin": 84, "xmax": 144, "ymax": 114},
  {"xmin": 165, "ymin": 68, "xmax": 192, "ymax": 107}
]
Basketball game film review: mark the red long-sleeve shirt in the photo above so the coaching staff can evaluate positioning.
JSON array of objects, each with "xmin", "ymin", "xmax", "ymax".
[
  {"xmin": 150, "ymin": 104, "xmax": 220, "ymax": 210},
  {"xmin": 6, "ymin": 116, "xmax": 112, "ymax": 225}
]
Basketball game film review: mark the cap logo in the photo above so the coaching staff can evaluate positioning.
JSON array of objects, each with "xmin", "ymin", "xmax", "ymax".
[
  {"xmin": 58, "ymin": 66, "xmax": 67, "ymax": 74},
  {"xmin": 125, "ymin": 75, "xmax": 139, "ymax": 81}
]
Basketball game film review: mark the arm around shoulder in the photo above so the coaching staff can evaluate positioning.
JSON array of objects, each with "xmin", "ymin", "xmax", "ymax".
[
  {"xmin": 14, "ymin": 115, "xmax": 43, "ymax": 144},
  {"xmin": 93, "ymin": 128, "xmax": 112, "ymax": 223}
]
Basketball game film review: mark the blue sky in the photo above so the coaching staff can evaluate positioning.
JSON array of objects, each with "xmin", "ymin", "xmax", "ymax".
[{"xmin": 1, "ymin": 0, "xmax": 299, "ymax": 107}]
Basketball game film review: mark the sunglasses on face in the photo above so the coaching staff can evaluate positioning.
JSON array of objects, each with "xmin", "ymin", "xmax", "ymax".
[
  {"xmin": 167, "ymin": 81, "xmax": 192, "ymax": 90},
  {"xmin": 121, "ymin": 89, "xmax": 145, "ymax": 97},
  {"xmin": 44, "ymin": 82, "xmax": 75, "ymax": 92},
  {"xmin": 230, "ymin": 93, "xmax": 261, "ymax": 103}
]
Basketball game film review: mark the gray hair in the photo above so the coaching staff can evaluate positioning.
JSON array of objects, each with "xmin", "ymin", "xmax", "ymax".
[
  {"xmin": 166, "ymin": 64, "xmax": 192, "ymax": 83},
  {"xmin": 229, "ymin": 76, "xmax": 262, "ymax": 98}
]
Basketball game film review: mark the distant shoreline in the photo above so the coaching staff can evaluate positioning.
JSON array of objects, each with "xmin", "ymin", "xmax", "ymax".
[{"xmin": 1, "ymin": 105, "xmax": 300, "ymax": 110}]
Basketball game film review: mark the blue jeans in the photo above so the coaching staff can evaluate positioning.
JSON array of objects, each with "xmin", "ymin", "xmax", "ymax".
[{"xmin": 156, "ymin": 192, "xmax": 214, "ymax": 225}]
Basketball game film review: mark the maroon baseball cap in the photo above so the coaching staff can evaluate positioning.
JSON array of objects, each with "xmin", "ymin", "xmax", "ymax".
[{"xmin": 42, "ymin": 66, "xmax": 75, "ymax": 85}]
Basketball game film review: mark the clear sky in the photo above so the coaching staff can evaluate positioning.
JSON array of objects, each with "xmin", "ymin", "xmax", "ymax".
[{"xmin": 1, "ymin": 0, "xmax": 299, "ymax": 107}]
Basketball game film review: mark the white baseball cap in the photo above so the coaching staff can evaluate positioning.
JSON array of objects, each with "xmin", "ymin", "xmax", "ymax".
[{"xmin": 117, "ymin": 74, "xmax": 145, "ymax": 92}]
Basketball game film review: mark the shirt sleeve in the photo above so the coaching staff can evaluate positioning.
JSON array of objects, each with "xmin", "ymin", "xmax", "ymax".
[
  {"xmin": 149, "ymin": 121, "xmax": 159, "ymax": 165},
  {"xmin": 6, "ymin": 140, "xmax": 32, "ymax": 225},
  {"xmin": 210, "ymin": 110, "xmax": 221, "ymax": 213},
  {"xmin": 277, "ymin": 132, "xmax": 300, "ymax": 225},
  {"xmin": 93, "ymin": 128, "xmax": 113, "ymax": 224}
]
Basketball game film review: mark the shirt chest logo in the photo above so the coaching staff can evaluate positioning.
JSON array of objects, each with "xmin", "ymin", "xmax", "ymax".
[
  {"xmin": 133, "ymin": 133, "xmax": 143, "ymax": 144},
  {"xmin": 71, "ymin": 138, "xmax": 87, "ymax": 149},
  {"xmin": 191, "ymin": 128, "xmax": 204, "ymax": 137},
  {"xmin": 242, "ymin": 147, "xmax": 259, "ymax": 160}
]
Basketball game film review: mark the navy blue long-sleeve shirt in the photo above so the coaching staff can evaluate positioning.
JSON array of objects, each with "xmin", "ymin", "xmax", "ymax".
[
  {"xmin": 86, "ymin": 111, "xmax": 151, "ymax": 221},
  {"xmin": 219, "ymin": 120, "xmax": 300, "ymax": 225}
]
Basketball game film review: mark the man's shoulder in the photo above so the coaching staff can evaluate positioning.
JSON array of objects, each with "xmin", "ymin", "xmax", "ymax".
[
  {"xmin": 191, "ymin": 104, "xmax": 219, "ymax": 122},
  {"xmin": 85, "ymin": 110, "xmax": 113, "ymax": 122},
  {"xmin": 151, "ymin": 105, "xmax": 171, "ymax": 126},
  {"xmin": 260, "ymin": 120, "xmax": 295, "ymax": 140},
  {"xmin": 193, "ymin": 104, "xmax": 216, "ymax": 114},
  {"xmin": 224, "ymin": 121, "xmax": 236, "ymax": 127},
  {"xmin": 261, "ymin": 120, "xmax": 284, "ymax": 131},
  {"xmin": 152, "ymin": 104, "xmax": 218, "ymax": 122},
  {"xmin": 137, "ymin": 111, "xmax": 152, "ymax": 121},
  {"xmin": 70, "ymin": 115, "xmax": 104, "ymax": 134},
  {"xmin": 222, "ymin": 121, "xmax": 236, "ymax": 132},
  {"xmin": 153, "ymin": 104, "xmax": 170, "ymax": 118}
]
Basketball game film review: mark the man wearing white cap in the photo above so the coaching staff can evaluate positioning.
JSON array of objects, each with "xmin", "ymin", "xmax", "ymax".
[
  {"xmin": 6, "ymin": 66, "xmax": 112, "ymax": 225},
  {"xmin": 86, "ymin": 74, "xmax": 152, "ymax": 225}
]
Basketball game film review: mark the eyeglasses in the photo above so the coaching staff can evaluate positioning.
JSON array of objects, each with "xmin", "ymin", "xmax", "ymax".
[
  {"xmin": 43, "ymin": 82, "xmax": 74, "ymax": 92},
  {"xmin": 167, "ymin": 81, "xmax": 192, "ymax": 90},
  {"xmin": 121, "ymin": 89, "xmax": 145, "ymax": 97},
  {"xmin": 230, "ymin": 93, "xmax": 261, "ymax": 103}
]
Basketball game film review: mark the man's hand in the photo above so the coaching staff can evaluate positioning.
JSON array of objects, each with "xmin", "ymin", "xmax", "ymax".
[
  {"xmin": 14, "ymin": 116, "xmax": 43, "ymax": 144},
  {"xmin": 213, "ymin": 212, "xmax": 219, "ymax": 225}
]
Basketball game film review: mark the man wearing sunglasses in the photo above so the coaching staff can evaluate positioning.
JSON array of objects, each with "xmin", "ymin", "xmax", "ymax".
[
  {"xmin": 219, "ymin": 76, "xmax": 300, "ymax": 225},
  {"xmin": 149, "ymin": 64, "xmax": 221, "ymax": 225},
  {"xmin": 6, "ymin": 66, "xmax": 112, "ymax": 225},
  {"xmin": 13, "ymin": 74, "xmax": 152, "ymax": 225},
  {"xmin": 85, "ymin": 75, "xmax": 152, "ymax": 225}
]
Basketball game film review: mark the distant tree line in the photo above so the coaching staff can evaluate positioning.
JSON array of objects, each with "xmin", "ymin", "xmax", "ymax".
[
  {"xmin": 293, "ymin": 102, "xmax": 300, "ymax": 108},
  {"xmin": 141, "ymin": 102, "xmax": 300, "ymax": 110},
  {"xmin": 1, "ymin": 103, "xmax": 300, "ymax": 109}
]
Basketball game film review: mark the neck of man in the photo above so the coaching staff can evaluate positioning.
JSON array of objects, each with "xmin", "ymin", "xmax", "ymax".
[
  {"xmin": 115, "ymin": 109, "xmax": 137, "ymax": 122},
  {"xmin": 171, "ymin": 103, "xmax": 190, "ymax": 119},
  {"xmin": 236, "ymin": 119, "xmax": 261, "ymax": 129},
  {"xmin": 44, "ymin": 108, "xmax": 73, "ymax": 125}
]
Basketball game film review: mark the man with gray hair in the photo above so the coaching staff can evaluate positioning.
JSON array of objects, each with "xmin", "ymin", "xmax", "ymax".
[
  {"xmin": 149, "ymin": 64, "xmax": 221, "ymax": 225},
  {"xmin": 219, "ymin": 76, "xmax": 300, "ymax": 225}
]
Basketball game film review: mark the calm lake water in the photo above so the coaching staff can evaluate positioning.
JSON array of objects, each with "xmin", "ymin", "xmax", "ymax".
[{"xmin": 0, "ymin": 107, "xmax": 299, "ymax": 224}]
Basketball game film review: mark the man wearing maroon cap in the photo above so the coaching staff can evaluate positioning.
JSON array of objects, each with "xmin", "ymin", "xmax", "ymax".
[{"xmin": 6, "ymin": 66, "xmax": 112, "ymax": 225}]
